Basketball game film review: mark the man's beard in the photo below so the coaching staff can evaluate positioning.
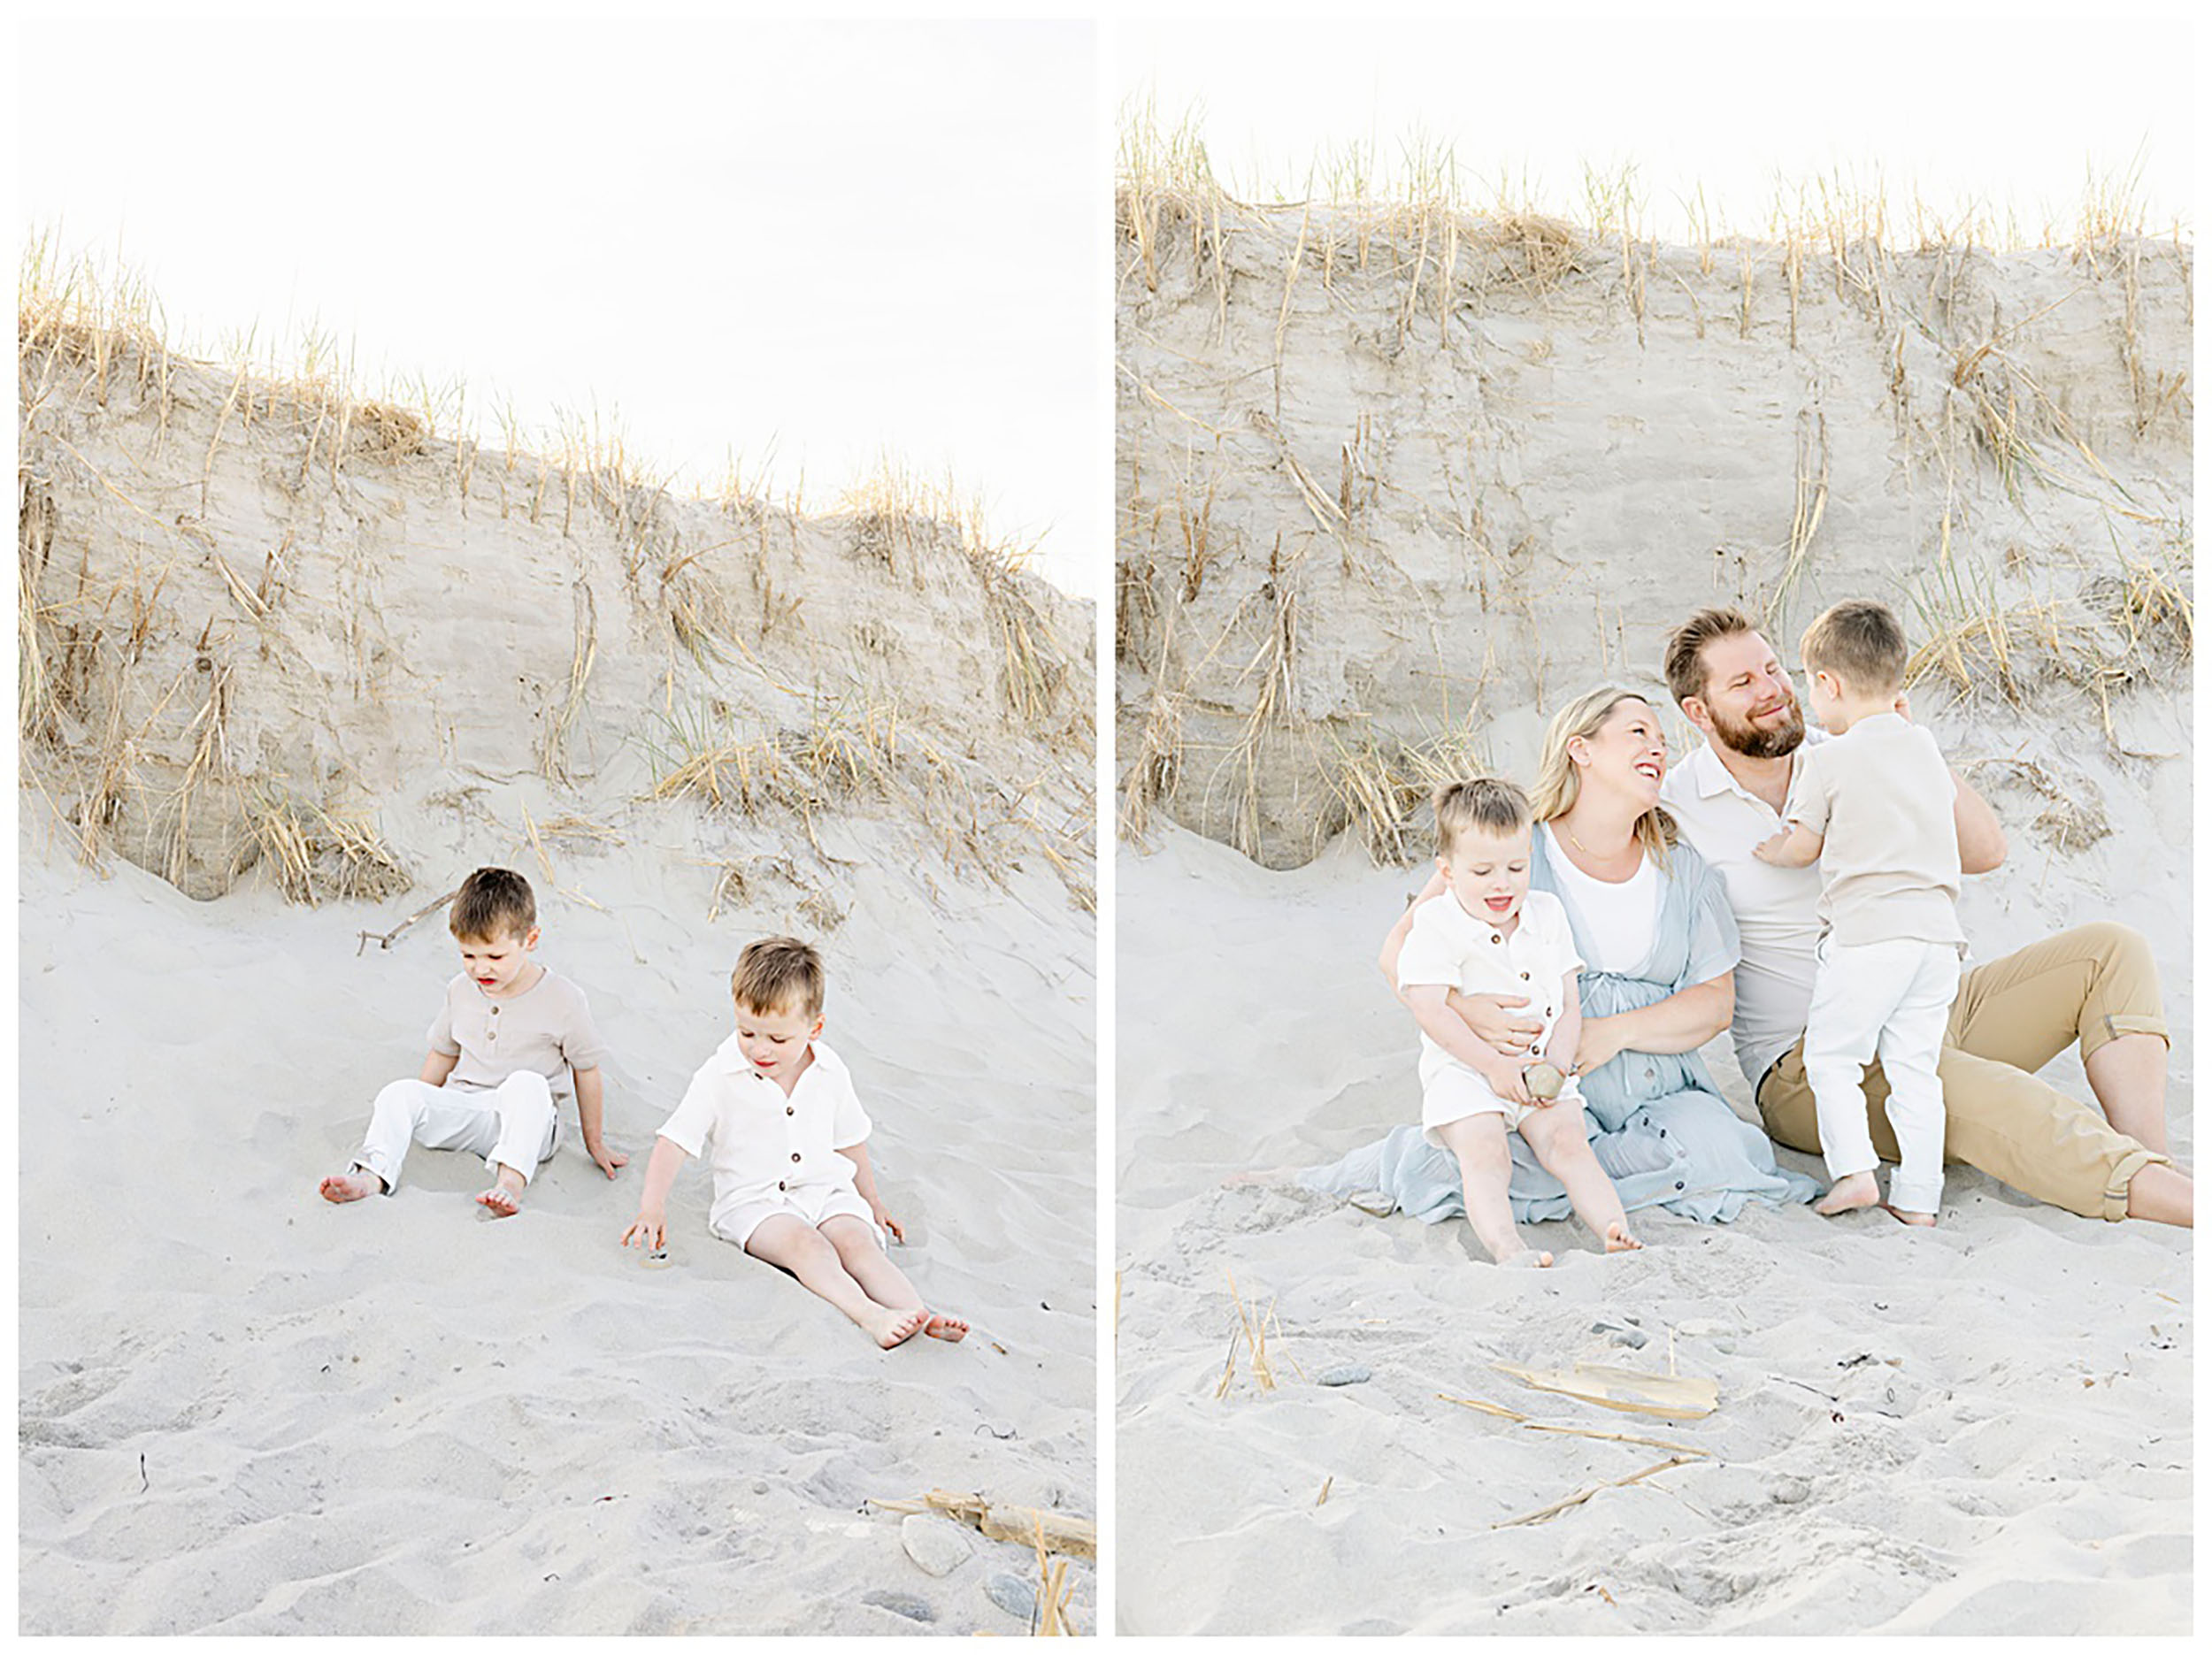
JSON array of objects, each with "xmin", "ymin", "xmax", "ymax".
[{"xmin": 1707, "ymin": 693, "xmax": 1806, "ymax": 760}]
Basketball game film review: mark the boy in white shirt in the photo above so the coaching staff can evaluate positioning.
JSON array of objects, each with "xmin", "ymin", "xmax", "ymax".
[
  {"xmin": 1755, "ymin": 600, "xmax": 1963, "ymax": 1224},
  {"xmin": 620, "ymin": 937, "xmax": 969, "ymax": 1349},
  {"xmin": 319, "ymin": 867, "xmax": 624, "ymax": 1215},
  {"xmin": 1397, "ymin": 778, "xmax": 1641, "ymax": 1266}
]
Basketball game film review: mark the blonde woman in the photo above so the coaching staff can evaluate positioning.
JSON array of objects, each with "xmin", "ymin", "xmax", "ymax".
[{"xmin": 1302, "ymin": 686, "xmax": 1816, "ymax": 1236}]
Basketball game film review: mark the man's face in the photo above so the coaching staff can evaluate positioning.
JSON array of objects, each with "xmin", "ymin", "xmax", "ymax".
[{"xmin": 1685, "ymin": 630, "xmax": 1805, "ymax": 759}]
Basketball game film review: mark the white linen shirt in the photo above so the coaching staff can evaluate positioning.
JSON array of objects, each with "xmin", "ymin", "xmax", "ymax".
[
  {"xmin": 1396, "ymin": 886, "xmax": 1583, "ymax": 1086},
  {"xmin": 1659, "ymin": 739, "xmax": 1824, "ymax": 1087},
  {"xmin": 655, "ymin": 1037, "xmax": 872, "ymax": 1236}
]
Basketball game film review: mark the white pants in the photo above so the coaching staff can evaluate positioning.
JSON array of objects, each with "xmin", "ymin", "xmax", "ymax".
[
  {"xmin": 1801, "ymin": 937, "xmax": 1961, "ymax": 1214},
  {"xmin": 352, "ymin": 1072, "xmax": 559, "ymax": 1193}
]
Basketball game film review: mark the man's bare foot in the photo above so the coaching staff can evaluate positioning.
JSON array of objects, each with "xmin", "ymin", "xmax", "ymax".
[
  {"xmin": 1814, "ymin": 1171, "xmax": 1880, "ymax": 1216},
  {"xmin": 870, "ymin": 1306, "xmax": 929, "ymax": 1349},
  {"xmin": 319, "ymin": 1170, "xmax": 381, "ymax": 1204},
  {"xmin": 1883, "ymin": 1204, "xmax": 1938, "ymax": 1228},
  {"xmin": 923, "ymin": 1312, "xmax": 970, "ymax": 1343},
  {"xmin": 1603, "ymin": 1221, "xmax": 1643, "ymax": 1253}
]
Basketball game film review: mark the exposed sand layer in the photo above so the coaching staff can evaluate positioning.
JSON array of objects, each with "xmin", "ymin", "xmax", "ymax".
[
  {"xmin": 1114, "ymin": 827, "xmax": 2190, "ymax": 1635},
  {"xmin": 19, "ymin": 809, "xmax": 1095, "ymax": 1634},
  {"xmin": 1116, "ymin": 195, "xmax": 2191, "ymax": 873}
]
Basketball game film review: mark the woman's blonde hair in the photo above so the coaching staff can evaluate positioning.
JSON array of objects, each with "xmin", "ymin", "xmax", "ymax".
[{"xmin": 1526, "ymin": 685, "xmax": 1677, "ymax": 865}]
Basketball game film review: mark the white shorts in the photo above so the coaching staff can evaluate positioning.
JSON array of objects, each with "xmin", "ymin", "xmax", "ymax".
[
  {"xmin": 1421, "ymin": 1061, "xmax": 1536, "ymax": 1145},
  {"xmin": 714, "ymin": 1183, "xmax": 880, "ymax": 1253}
]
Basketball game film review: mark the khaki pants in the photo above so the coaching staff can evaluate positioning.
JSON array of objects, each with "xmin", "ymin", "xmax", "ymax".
[{"xmin": 1756, "ymin": 923, "xmax": 2171, "ymax": 1222}]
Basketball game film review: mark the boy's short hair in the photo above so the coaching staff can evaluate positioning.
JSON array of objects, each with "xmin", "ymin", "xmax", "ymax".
[
  {"xmin": 1800, "ymin": 599, "xmax": 1909, "ymax": 696},
  {"xmin": 449, "ymin": 867, "xmax": 536, "ymax": 941},
  {"xmin": 1433, "ymin": 777, "xmax": 1533, "ymax": 860},
  {"xmin": 1662, "ymin": 604, "xmax": 1758, "ymax": 706},
  {"xmin": 733, "ymin": 936, "xmax": 826, "ymax": 1017}
]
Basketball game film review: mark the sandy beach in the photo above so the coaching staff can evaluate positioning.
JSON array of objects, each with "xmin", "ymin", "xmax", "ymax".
[
  {"xmin": 17, "ymin": 299, "xmax": 1097, "ymax": 1633},
  {"xmin": 1113, "ymin": 826, "xmax": 2190, "ymax": 1635},
  {"xmin": 1112, "ymin": 171, "xmax": 2192, "ymax": 1633}
]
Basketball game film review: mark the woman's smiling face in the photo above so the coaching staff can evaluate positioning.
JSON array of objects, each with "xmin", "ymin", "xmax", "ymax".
[{"xmin": 1570, "ymin": 696, "xmax": 1668, "ymax": 805}]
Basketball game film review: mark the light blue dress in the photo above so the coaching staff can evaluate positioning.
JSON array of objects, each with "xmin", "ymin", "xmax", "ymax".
[{"xmin": 1302, "ymin": 826, "xmax": 1818, "ymax": 1224}]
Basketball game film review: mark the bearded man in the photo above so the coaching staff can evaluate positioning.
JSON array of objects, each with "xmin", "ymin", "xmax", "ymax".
[{"xmin": 1654, "ymin": 605, "xmax": 2190, "ymax": 1228}]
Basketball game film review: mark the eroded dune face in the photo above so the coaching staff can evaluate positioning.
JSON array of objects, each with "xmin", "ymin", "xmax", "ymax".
[
  {"xmin": 19, "ymin": 328, "xmax": 1094, "ymax": 913},
  {"xmin": 1114, "ymin": 195, "xmax": 2191, "ymax": 881}
]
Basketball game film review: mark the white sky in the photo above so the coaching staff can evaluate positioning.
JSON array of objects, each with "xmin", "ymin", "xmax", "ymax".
[
  {"xmin": 18, "ymin": 14, "xmax": 1102, "ymax": 597},
  {"xmin": 1117, "ymin": 13, "xmax": 2193, "ymax": 241}
]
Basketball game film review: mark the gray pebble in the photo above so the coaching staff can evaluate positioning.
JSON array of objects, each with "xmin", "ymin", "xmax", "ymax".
[
  {"xmin": 863, "ymin": 1590, "xmax": 935, "ymax": 1623},
  {"xmin": 1606, "ymin": 1328, "xmax": 1649, "ymax": 1350},
  {"xmin": 985, "ymin": 1572, "xmax": 1039, "ymax": 1621},
  {"xmin": 900, "ymin": 1513, "xmax": 973, "ymax": 1577},
  {"xmin": 1317, "ymin": 1364, "xmax": 1372, "ymax": 1387}
]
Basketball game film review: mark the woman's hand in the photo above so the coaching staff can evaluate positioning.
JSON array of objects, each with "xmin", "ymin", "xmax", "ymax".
[
  {"xmin": 1451, "ymin": 992, "xmax": 1547, "ymax": 1056},
  {"xmin": 1572, "ymin": 1015, "xmax": 1628, "ymax": 1077},
  {"xmin": 872, "ymin": 1201, "xmax": 905, "ymax": 1244}
]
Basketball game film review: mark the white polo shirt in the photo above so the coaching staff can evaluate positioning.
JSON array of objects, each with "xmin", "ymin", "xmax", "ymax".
[
  {"xmin": 1396, "ymin": 887, "xmax": 1583, "ymax": 1086},
  {"xmin": 1659, "ymin": 740, "xmax": 1824, "ymax": 1087},
  {"xmin": 656, "ymin": 1037, "xmax": 872, "ymax": 1235}
]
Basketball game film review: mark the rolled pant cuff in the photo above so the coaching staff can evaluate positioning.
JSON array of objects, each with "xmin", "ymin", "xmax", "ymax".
[
  {"xmin": 2100, "ymin": 1145, "xmax": 2172, "ymax": 1223},
  {"xmin": 2079, "ymin": 1013, "xmax": 2170, "ymax": 1064}
]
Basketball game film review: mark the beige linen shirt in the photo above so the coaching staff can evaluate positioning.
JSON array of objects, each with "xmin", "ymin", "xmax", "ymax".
[
  {"xmin": 426, "ymin": 967, "xmax": 608, "ymax": 1102},
  {"xmin": 1782, "ymin": 712, "xmax": 1962, "ymax": 951}
]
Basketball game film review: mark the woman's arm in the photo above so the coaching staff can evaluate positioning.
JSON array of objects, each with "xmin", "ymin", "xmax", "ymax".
[{"xmin": 1573, "ymin": 972, "xmax": 1735, "ymax": 1075}]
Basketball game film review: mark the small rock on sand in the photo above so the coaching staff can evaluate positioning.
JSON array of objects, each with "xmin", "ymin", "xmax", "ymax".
[
  {"xmin": 863, "ymin": 1590, "xmax": 935, "ymax": 1623},
  {"xmin": 985, "ymin": 1572, "xmax": 1039, "ymax": 1621},
  {"xmin": 1317, "ymin": 1365, "xmax": 1371, "ymax": 1387},
  {"xmin": 901, "ymin": 1513, "xmax": 974, "ymax": 1577}
]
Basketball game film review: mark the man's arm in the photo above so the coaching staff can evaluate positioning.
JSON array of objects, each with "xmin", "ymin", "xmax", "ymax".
[
  {"xmin": 419, "ymin": 1050, "xmax": 459, "ymax": 1086},
  {"xmin": 836, "ymin": 1141, "xmax": 904, "ymax": 1241},
  {"xmin": 620, "ymin": 1136, "xmax": 691, "ymax": 1249},
  {"xmin": 1753, "ymin": 824, "xmax": 1824, "ymax": 868},
  {"xmin": 1951, "ymin": 766, "xmax": 2007, "ymax": 875},
  {"xmin": 572, "ymin": 1067, "xmax": 626, "ymax": 1177}
]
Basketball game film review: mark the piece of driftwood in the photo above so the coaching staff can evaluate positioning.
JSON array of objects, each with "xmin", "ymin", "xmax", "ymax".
[
  {"xmin": 870, "ymin": 1490, "xmax": 1094, "ymax": 1560},
  {"xmin": 1493, "ymin": 1454, "xmax": 1700, "ymax": 1529},
  {"xmin": 1437, "ymin": 1392, "xmax": 1711, "ymax": 1457},
  {"xmin": 1493, "ymin": 1361, "xmax": 1718, "ymax": 1420}
]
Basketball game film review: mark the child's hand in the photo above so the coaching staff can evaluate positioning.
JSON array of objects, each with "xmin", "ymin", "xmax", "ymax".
[
  {"xmin": 620, "ymin": 1211, "xmax": 664, "ymax": 1251},
  {"xmin": 872, "ymin": 1202, "xmax": 905, "ymax": 1244},
  {"xmin": 1751, "ymin": 831, "xmax": 1791, "ymax": 864},
  {"xmin": 1474, "ymin": 1048, "xmax": 1534, "ymax": 1107},
  {"xmin": 589, "ymin": 1141, "xmax": 629, "ymax": 1179}
]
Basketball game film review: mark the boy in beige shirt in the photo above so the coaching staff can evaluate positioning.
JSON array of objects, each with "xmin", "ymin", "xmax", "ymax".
[
  {"xmin": 1755, "ymin": 601, "xmax": 1962, "ymax": 1223},
  {"xmin": 319, "ymin": 867, "xmax": 625, "ymax": 1215}
]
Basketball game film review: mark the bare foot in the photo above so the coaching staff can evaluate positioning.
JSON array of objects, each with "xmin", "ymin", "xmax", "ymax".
[
  {"xmin": 475, "ymin": 1165, "xmax": 526, "ymax": 1217},
  {"xmin": 1814, "ymin": 1171, "xmax": 1881, "ymax": 1216},
  {"xmin": 1883, "ymin": 1204, "xmax": 1938, "ymax": 1228},
  {"xmin": 923, "ymin": 1312, "xmax": 970, "ymax": 1343},
  {"xmin": 1603, "ymin": 1220, "xmax": 1643, "ymax": 1253},
  {"xmin": 319, "ymin": 1169, "xmax": 381, "ymax": 1204},
  {"xmin": 870, "ymin": 1306, "xmax": 929, "ymax": 1349},
  {"xmin": 1497, "ymin": 1247, "xmax": 1554, "ymax": 1268}
]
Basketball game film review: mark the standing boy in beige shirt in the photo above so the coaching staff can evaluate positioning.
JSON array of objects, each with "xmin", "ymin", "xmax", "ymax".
[{"xmin": 1754, "ymin": 601, "xmax": 1963, "ymax": 1223}]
